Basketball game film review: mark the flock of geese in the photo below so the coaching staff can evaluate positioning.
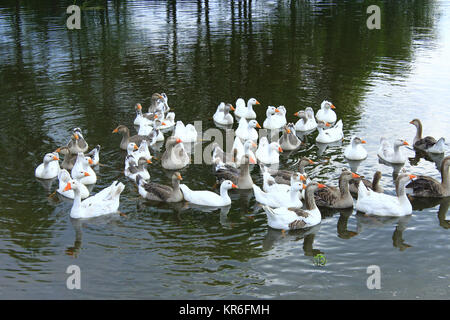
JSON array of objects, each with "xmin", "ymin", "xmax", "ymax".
[{"xmin": 35, "ymin": 94, "xmax": 449, "ymax": 231}]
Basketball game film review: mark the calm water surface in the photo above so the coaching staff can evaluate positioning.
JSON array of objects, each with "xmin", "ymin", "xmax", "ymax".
[{"xmin": 0, "ymin": 0, "xmax": 449, "ymax": 299}]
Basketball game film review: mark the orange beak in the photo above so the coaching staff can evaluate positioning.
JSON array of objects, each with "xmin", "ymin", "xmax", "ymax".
[
  {"xmin": 294, "ymin": 112, "xmax": 299, "ymax": 117},
  {"xmin": 409, "ymin": 174, "xmax": 417, "ymax": 180},
  {"xmin": 278, "ymin": 146, "xmax": 283, "ymax": 153},
  {"xmin": 53, "ymin": 156, "xmax": 59, "ymax": 161},
  {"xmin": 286, "ymin": 129, "xmax": 291, "ymax": 134},
  {"xmin": 88, "ymin": 158, "xmax": 93, "ymax": 165},
  {"xmin": 409, "ymin": 120, "xmax": 414, "ymax": 124},
  {"xmin": 231, "ymin": 183, "xmax": 238, "ymax": 189},
  {"xmin": 403, "ymin": 141, "xmax": 409, "ymax": 146},
  {"xmin": 317, "ymin": 183, "xmax": 326, "ymax": 189},
  {"xmin": 161, "ymin": 122, "xmax": 167, "ymax": 126},
  {"xmin": 331, "ymin": 104, "xmax": 336, "ymax": 109},
  {"xmin": 55, "ymin": 148, "xmax": 61, "ymax": 153},
  {"xmin": 74, "ymin": 134, "xmax": 79, "ymax": 140},
  {"xmin": 112, "ymin": 128, "xmax": 118, "ymax": 133},
  {"xmin": 256, "ymin": 122, "xmax": 261, "ymax": 129},
  {"xmin": 351, "ymin": 172, "xmax": 360, "ymax": 179},
  {"xmin": 137, "ymin": 103, "xmax": 142, "ymax": 110},
  {"xmin": 147, "ymin": 159, "xmax": 152, "ymax": 164},
  {"xmin": 134, "ymin": 144, "xmax": 139, "ymax": 150},
  {"xmin": 176, "ymin": 138, "xmax": 182, "ymax": 143},
  {"xmin": 154, "ymin": 114, "xmax": 158, "ymax": 119},
  {"xmin": 308, "ymin": 159, "xmax": 315, "ymax": 164},
  {"xmin": 249, "ymin": 157, "xmax": 256, "ymax": 164},
  {"xmin": 361, "ymin": 140, "xmax": 367, "ymax": 144},
  {"xmin": 302, "ymin": 184, "xmax": 307, "ymax": 190},
  {"xmin": 63, "ymin": 182, "xmax": 72, "ymax": 192},
  {"xmin": 255, "ymin": 100, "xmax": 260, "ymax": 105},
  {"xmin": 252, "ymin": 142, "xmax": 257, "ymax": 148},
  {"xmin": 177, "ymin": 174, "xmax": 183, "ymax": 180},
  {"xmin": 274, "ymin": 108, "xmax": 280, "ymax": 113},
  {"xmin": 84, "ymin": 172, "xmax": 90, "ymax": 177},
  {"xmin": 300, "ymin": 175, "xmax": 306, "ymax": 181},
  {"xmin": 230, "ymin": 105, "xmax": 235, "ymax": 111},
  {"xmin": 325, "ymin": 122, "xmax": 331, "ymax": 127}
]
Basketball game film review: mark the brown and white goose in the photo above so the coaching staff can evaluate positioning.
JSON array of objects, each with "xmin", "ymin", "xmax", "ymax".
[
  {"xmin": 161, "ymin": 136, "xmax": 190, "ymax": 170},
  {"xmin": 67, "ymin": 128, "xmax": 89, "ymax": 154},
  {"xmin": 213, "ymin": 154, "xmax": 255, "ymax": 189},
  {"xmin": 112, "ymin": 125, "xmax": 151, "ymax": 150},
  {"xmin": 410, "ymin": 119, "xmax": 444, "ymax": 153},
  {"xmin": 261, "ymin": 157, "xmax": 315, "ymax": 185},
  {"xmin": 136, "ymin": 172, "xmax": 184, "ymax": 203},
  {"xmin": 314, "ymin": 169, "xmax": 360, "ymax": 208},
  {"xmin": 55, "ymin": 146, "xmax": 77, "ymax": 171},
  {"xmin": 279, "ymin": 123, "xmax": 302, "ymax": 150},
  {"xmin": 405, "ymin": 156, "xmax": 450, "ymax": 198}
]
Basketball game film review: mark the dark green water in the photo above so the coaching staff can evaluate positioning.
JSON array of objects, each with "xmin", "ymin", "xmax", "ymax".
[{"xmin": 0, "ymin": 0, "xmax": 448, "ymax": 299}]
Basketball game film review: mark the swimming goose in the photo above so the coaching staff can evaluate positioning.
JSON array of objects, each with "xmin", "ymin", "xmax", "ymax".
[
  {"xmin": 55, "ymin": 146, "xmax": 77, "ymax": 171},
  {"xmin": 159, "ymin": 112, "xmax": 176, "ymax": 130},
  {"xmin": 141, "ymin": 119, "xmax": 165, "ymax": 142},
  {"xmin": 405, "ymin": 156, "xmax": 450, "ymax": 198},
  {"xmin": 349, "ymin": 171, "xmax": 384, "ymax": 196},
  {"xmin": 262, "ymin": 170, "xmax": 306, "ymax": 195},
  {"xmin": 261, "ymin": 182, "xmax": 326, "ymax": 230},
  {"xmin": 161, "ymin": 136, "xmax": 190, "ymax": 170},
  {"xmin": 255, "ymin": 137, "xmax": 283, "ymax": 164},
  {"xmin": 316, "ymin": 120, "xmax": 343, "ymax": 143},
  {"xmin": 124, "ymin": 155, "xmax": 151, "ymax": 181},
  {"xmin": 57, "ymin": 169, "xmax": 89, "ymax": 199},
  {"xmin": 263, "ymin": 106, "xmax": 283, "ymax": 130},
  {"xmin": 67, "ymin": 129, "xmax": 89, "ymax": 154},
  {"xmin": 274, "ymin": 105, "xmax": 287, "ymax": 127},
  {"xmin": 86, "ymin": 145, "xmax": 101, "ymax": 166},
  {"xmin": 135, "ymin": 172, "xmax": 184, "ymax": 202},
  {"xmin": 63, "ymin": 180, "xmax": 125, "ymax": 219},
  {"xmin": 356, "ymin": 173, "xmax": 416, "ymax": 216},
  {"xmin": 71, "ymin": 152, "xmax": 96, "ymax": 185},
  {"xmin": 180, "ymin": 180, "xmax": 237, "ymax": 207},
  {"xmin": 112, "ymin": 125, "xmax": 151, "ymax": 150},
  {"xmin": 344, "ymin": 136, "xmax": 367, "ymax": 160},
  {"xmin": 134, "ymin": 103, "xmax": 154, "ymax": 126},
  {"xmin": 148, "ymin": 93, "xmax": 165, "ymax": 114},
  {"xmin": 314, "ymin": 169, "xmax": 360, "ymax": 209},
  {"xmin": 316, "ymin": 100, "xmax": 337, "ymax": 123},
  {"xmin": 279, "ymin": 123, "xmax": 302, "ymax": 150},
  {"xmin": 410, "ymin": 119, "xmax": 445, "ymax": 153},
  {"xmin": 232, "ymin": 138, "xmax": 257, "ymax": 167},
  {"xmin": 213, "ymin": 102, "xmax": 235, "ymax": 125},
  {"xmin": 35, "ymin": 152, "xmax": 60, "ymax": 179},
  {"xmin": 253, "ymin": 181, "xmax": 304, "ymax": 208},
  {"xmin": 377, "ymin": 137, "xmax": 409, "ymax": 164},
  {"xmin": 261, "ymin": 157, "xmax": 315, "ymax": 185},
  {"xmin": 213, "ymin": 154, "xmax": 255, "ymax": 189},
  {"xmin": 211, "ymin": 143, "xmax": 239, "ymax": 169},
  {"xmin": 234, "ymin": 97, "xmax": 260, "ymax": 119},
  {"xmin": 173, "ymin": 121, "xmax": 198, "ymax": 143},
  {"xmin": 235, "ymin": 118, "xmax": 261, "ymax": 142},
  {"xmin": 294, "ymin": 107, "xmax": 317, "ymax": 131}
]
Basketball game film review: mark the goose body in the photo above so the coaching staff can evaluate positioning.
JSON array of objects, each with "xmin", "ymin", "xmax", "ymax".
[
  {"xmin": 356, "ymin": 173, "xmax": 416, "ymax": 216},
  {"xmin": 57, "ymin": 169, "xmax": 89, "ymax": 199},
  {"xmin": 255, "ymin": 137, "xmax": 283, "ymax": 164},
  {"xmin": 35, "ymin": 153, "xmax": 60, "ymax": 179},
  {"xmin": 261, "ymin": 183, "xmax": 325, "ymax": 230},
  {"xmin": 405, "ymin": 156, "xmax": 450, "ymax": 197},
  {"xmin": 180, "ymin": 180, "xmax": 237, "ymax": 207},
  {"xmin": 234, "ymin": 98, "xmax": 260, "ymax": 119},
  {"xmin": 161, "ymin": 136, "xmax": 190, "ymax": 170},
  {"xmin": 64, "ymin": 180, "xmax": 125, "ymax": 219},
  {"xmin": 71, "ymin": 152, "xmax": 96, "ymax": 185},
  {"xmin": 136, "ymin": 172, "xmax": 184, "ymax": 202},
  {"xmin": 261, "ymin": 157, "xmax": 315, "ymax": 185},
  {"xmin": 377, "ymin": 137, "xmax": 409, "ymax": 164},
  {"xmin": 410, "ymin": 119, "xmax": 445, "ymax": 153},
  {"xmin": 316, "ymin": 100, "xmax": 337, "ymax": 123},
  {"xmin": 263, "ymin": 106, "xmax": 285, "ymax": 130},
  {"xmin": 314, "ymin": 170, "xmax": 359, "ymax": 209},
  {"xmin": 316, "ymin": 120, "xmax": 343, "ymax": 143},
  {"xmin": 344, "ymin": 136, "xmax": 367, "ymax": 160},
  {"xmin": 67, "ymin": 128, "xmax": 89, "ymax": 154},
  {"xmin": 174, "ymin": 121, "xmax": 198, "ymax": 143},
  {"xmin": 124, "ymin": 155, "xmax": 151, "ymax": 181},
  {"xmin": 279, "ymin": 123, "xmax": 302, "ymax": 150},
  {"xmin": 349, "ymin": 171, "xmax": 384, "ymax": 196},
  {"xmin": 295, "ymin": 107, "xmax": 317, "ymax": 131},
  {"xmin": 213, "ymin": 154, "xmax": 255, "ymax": 189},
  {"xmin": 213, "ymin": 103, "xmax": 235, "ymax": 125},
  {"xmin": 56, "ymin": 146, "xmax": 77, "ymax": 171},
  {"xmin": 235, "ymin": 118, "xmax": 260, "ymax": 142},
  {"xmin": 253, "ymin": 182, "xmax": 304, "ymax": 208}
]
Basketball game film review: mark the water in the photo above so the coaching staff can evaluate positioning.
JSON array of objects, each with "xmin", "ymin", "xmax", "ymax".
[{"xmin": 0, "ymin": 0, "xmax": 449, "ymax": 299}]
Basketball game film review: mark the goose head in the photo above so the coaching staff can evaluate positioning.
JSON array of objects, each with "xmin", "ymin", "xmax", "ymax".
[
  {"xmin": 266, "ymin": 106, "xmax": 277, "ymax": 117},
  {"xmin": 55, "ymin": 146, "xmax": 69, "ymax": 156},
  {"xmin": 393, "ymin": 139, "xmax": 409, "ymax": 148},
  {"xmin": 127, "ymin": 142, "xmax": 139, "ymax": 154},
  {"xmin": 340, "ymin": 168, "xmax": 360, "ymax": 182},
  {"xmin": 135, "ymin": 103, "xmax": 143, "ymax": 115},
  {"xmin": 248, "ymin": 120, "xmax": 261, "ymax": 129},
  {"xmin": 290, "ymin": 181, "xmax": 305, "ymax": 192},
  {"xmin": 409, "ymin": 119, "xmax": 422, "ymax": 129},
  {"xmin": 321, "ymin": 100, "xmax": 336, "ymax": 110},
  {"xmin": 172, "ymin": 172, "xmax": 183, "ymax": 184},
  {"xmin": 351, "ymin": 136, "xmax": 366, "ymax": 146},
  {"xmin": 43, "ymin": 152, "xmax": 59, "ymax": 163},
  {"xmin": 305, "ymin": 107, "xmax": 315, "ymax": 118},
  {"xmin": 244, "ymin": 140, "xmax": 258, "ymax": 153},
  {"xmin": 317, "ymin": 120, "xmax": 331, "ymax": 129},
  {"xmin": 269, "ymin": 142, "xmax": 283, "ymax": 154},
  {"xmin": 220, "ymin": 180, "xmax": 238, "ymax": 191},
  {"xmin": 63, "ymin": 179, "xmax": 86, "ymax": 192},
  {"xmin": 166, "ymin": 136, "xmax": 182, "ymax": 149},
  {"xmin": 248, "ymin": 98, "xmax": 260, "ymax": 107},
  {"xmin": 112, "ymin": 125, "xmax": 129, "ymax": 135},
  {"xmin": 291, "ymin": 172, "xmax": 307, "ymax": 185}
]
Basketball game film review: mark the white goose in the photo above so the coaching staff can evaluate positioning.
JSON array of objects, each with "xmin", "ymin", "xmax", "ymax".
[
  {"xmin": 159, "ymin": 112, "xmax": 176, "ymax": 130},
  {"xmin": 35, "ymin": 152, "xmax": 60, "ymax": 179},
  {"xmin": 263, "ymin": 106, "xmax": 284, "ymax": 130},
  {"xmin": 253, "ymin": 181, "xmax": 304, "ymax": 208},
  {"xmin": 173, "ymin": 121, "xmax": 198, "ymax": 143},
  {"xmin": 134, "ymin": 103, "xmax": 154, "ymax": 126},
  {"xmin": 356, "ymin": 173, "xmax": 416, "ymax": 216},
  {"xmin": 233, "ymin": 138, "xmax": 257, "ymax": 167},
  {"xmin": 235, "ymin": 118, "xmax": 261, "ymax": 142},
  {"xmin": 124, "ymin": 155, "xmax": 151, "ymax": 181},
  {"xmin": 71, "ymin": 152, "xmax": 96, "ymax": 185},
  {"xmin": 377, "ymin": 137, "xmax": 409, "ymax": 164},
  {"xmin": 234, "ymin": 97, "xmax": 260, "ymax": 119},
  {"xmin": 261, "ymin": 182, "xmax": 325, "ymax": 230},
  {"xmin": 344, "ymin": 136, "xmax": 368, "ymax": 160},
  {"xmin": 180, "ymin": 180, "xmax": 237, "ymax": 207},
  {"xmin": 316, "ymin": 120, "xmax": 343, "ymax": 143},
  {"xmin": 57, "ymin": 169, "xmax": 89, "ymax": 199},
  {"xmin": 262, "ymin": 170, "xmax": 306, "ymax": 196},
  {"xmin": 316, "ymin": 100, "xmax": 337, "ymax": 123},
  {"xmin": 255, "ymin": 137, "xmax": 283, "ymax": 164},
  {"xmin": 213, "ymin": 102, "xmax": 235, "ymax": 125},
  {"xmin": 86, "ymin": 145, "xmax": 101, "ymax": 166},
  {"xmin": 63, "ymin": 180, "xmax": 125, "ymax": 219},
  {"xmin": 294, "ymin": 107, "xmax": 317, "ymax": 131}
]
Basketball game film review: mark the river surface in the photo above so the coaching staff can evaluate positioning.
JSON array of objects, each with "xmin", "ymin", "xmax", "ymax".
[{"xmin": 0, "ymin": 0, "xmax": 449, "ymax": 299}]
